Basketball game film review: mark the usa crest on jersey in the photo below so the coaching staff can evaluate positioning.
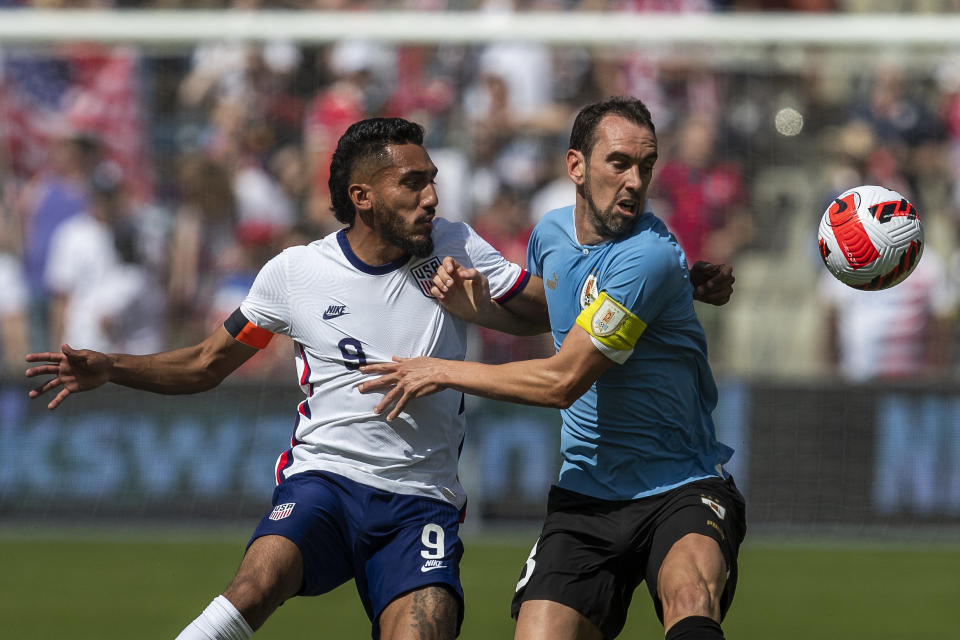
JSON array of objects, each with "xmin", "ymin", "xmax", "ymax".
[
  {"xmin": 410, "ymin": 256, "xmax": 444, "ymax": 297},
  {"xmin": 269, "ymin": 502, "xmax": 296, "ymax": 520}
]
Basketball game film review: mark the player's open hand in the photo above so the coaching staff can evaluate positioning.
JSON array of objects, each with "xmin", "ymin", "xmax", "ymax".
[
  {"xmin": 690, "ymin": 261, "xmax": 735, "ymax": 306},
  {"xmin": 430, "ymin": 256, "xmax": 492, "ymax": 323},
  {"xmin": 24, "ymin": 344, "xmax": 111, "ymax": 410},
  {"xmin": 358, "ymin": 357, "xmax": 449, "ymax": 421}
]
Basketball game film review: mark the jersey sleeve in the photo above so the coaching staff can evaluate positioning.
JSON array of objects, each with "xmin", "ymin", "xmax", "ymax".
[
  {"xmin": 231, "ymin": 250, "xmax": 292, "ymax": 345},
  {"xmin": 462, "ymin": 223, "xmax": 530, "ymax": 304},
  {"xmin": 576, "ymin": 240, "xmax": 688, "ymax": 363}
]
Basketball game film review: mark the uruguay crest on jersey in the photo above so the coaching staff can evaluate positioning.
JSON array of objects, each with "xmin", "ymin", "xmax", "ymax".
[{"xmin": 579, "ymin": 273, "xmax": 599, "ymax": 309}]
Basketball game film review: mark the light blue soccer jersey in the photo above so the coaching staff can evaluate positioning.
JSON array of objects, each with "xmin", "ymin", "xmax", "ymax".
[{"xmin": 527, "ymin": 205, "xmax": 734, "ymax": 501}]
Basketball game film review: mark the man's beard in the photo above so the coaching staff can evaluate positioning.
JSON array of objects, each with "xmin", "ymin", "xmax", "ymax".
[
  {"xmin": 374, "ymin": 201, "xmax": 434, "ymax": 258},
  {"xmin": 583, "ymin": 168, "xmax": 638, "ymax": 239}
]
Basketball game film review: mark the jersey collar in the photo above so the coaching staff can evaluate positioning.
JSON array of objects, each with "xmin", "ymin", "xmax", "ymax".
[{"xmin": 337, "ymin": 229, "xmax": 411, "ymax": 275}]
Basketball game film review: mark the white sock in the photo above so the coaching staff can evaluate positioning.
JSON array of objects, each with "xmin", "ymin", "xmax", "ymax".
[{"xmin": 175, "ymin": 595, "xmax": 254, "ymax": 640}]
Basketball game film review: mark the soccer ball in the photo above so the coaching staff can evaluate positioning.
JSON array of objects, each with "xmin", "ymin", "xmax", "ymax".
[{"xmin": 817, "ymin": 185, "xmax": 923, "ymax": 290}]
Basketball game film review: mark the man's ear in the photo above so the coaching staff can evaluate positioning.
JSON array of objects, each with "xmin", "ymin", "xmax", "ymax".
[
  {"xmin": 566, "ymin": 149, "xmax": 585, "ymax": 186},
  {"xmin": 349, "ymin": 183, "xmax": 373, "ymax": 212}
]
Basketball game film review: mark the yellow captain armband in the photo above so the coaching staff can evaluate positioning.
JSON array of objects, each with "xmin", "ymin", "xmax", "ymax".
[{"xmin": 575, "ymin": 291, "xmax": 647, "ymax": 351}]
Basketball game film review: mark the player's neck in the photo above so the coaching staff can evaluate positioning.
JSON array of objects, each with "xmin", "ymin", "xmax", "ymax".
[
  {"xmin": 344, "ymin": 225, "xmax": 408, "ymax": 266},
  {"xmin": 573, "ymin": 204, "xmax": 609, "ymax": 246}
]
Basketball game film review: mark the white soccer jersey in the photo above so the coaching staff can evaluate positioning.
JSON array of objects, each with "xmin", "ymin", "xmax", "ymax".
[{"xmin": 230, "ymin": 218, "xmax": 529, "ymax": 509}]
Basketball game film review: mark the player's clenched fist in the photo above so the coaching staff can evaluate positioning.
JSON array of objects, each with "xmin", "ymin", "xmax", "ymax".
[
  {"xmin": 690, "ymin": 261, "xmax": 735, "ymax": 306},
  {"xmin": 25, "ymin": 344, "xmax": 111, "ymax": 410}
]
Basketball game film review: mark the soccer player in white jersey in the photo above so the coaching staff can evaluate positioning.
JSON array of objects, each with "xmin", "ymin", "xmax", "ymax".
[
  {"xmin": 360, "ymin": 98, "xmax": 745, "ymax": 640},
  {"xmin": 24, "ymin": 117, "xmax": 548, "ymax": 640}
]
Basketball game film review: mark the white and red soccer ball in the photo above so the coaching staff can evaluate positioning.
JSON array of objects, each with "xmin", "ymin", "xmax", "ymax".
[{"xmin": 817, "ymin": 185, "xmax": 923, "ymax": 291}]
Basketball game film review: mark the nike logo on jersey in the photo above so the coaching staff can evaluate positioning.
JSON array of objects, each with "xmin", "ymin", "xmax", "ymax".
[
  {"xmin": 322, "ymin": 305, "xmax": 348, "ymax": 320},
  {"xmin": 420, "ymin": 560, "xmax": 447, "ymax": 573}
]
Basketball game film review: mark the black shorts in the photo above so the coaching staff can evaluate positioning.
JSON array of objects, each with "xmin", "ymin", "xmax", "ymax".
[{"xmin": 510, "ymin": 476, "xmax": 746, "ymax": 639}]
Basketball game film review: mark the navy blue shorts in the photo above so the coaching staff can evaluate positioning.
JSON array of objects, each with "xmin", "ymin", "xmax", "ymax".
[{"xmin": 249, "ymin": 471, "xmax": 464, "ymax": 636}]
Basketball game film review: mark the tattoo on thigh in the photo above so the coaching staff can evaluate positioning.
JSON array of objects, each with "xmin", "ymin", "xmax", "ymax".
[{"xmin": 408, "ymin": 587, "xmax": 458, "ymax": 640}]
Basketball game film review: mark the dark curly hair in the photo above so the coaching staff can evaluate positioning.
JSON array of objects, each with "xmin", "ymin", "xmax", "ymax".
[
  {"xmin": 569, "ymin": 96, "xmax": 656, "ymax": 159},
  {"xmin": 328, "ymin": 117, "xmax": 426, "ymax": 225}
]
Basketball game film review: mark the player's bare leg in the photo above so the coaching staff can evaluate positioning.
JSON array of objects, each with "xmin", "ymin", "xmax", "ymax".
[
  {"xmin": 174, "ymin": 535, "xmax": 302, "ymax": 639},
  {"xmin": 222, "ymin": 534, "xmax": 304, "ymax": 630},
  {"xmin": 378, "ymin": 585, "xmax": 460, "ymax": 640},
  {"xmin": 513, "ymin": 600, "xmax": 603, "ymax": 640},
  {"xmin": 657, "ymin": 533, "xmax": 727, "ymax": 638}
]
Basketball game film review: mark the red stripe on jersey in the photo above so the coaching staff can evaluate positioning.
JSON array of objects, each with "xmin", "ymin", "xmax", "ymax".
[
  {"xmin": 275, "ymin": 450, "xmax": 290, "ymax": 484},
  {"xmin": 235, "ymin": 322, "xmax": 274, "ymax": 349},
  {"xmin": 494, "ymin": 269, "xmax": 531, "ymax": 303},
  {"xmin": 298, "ymin": 343, "xmax": 311, "ymax": 386}
]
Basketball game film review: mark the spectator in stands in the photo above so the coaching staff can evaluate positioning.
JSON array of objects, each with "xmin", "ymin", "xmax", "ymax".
[
  {"xmin": 167, "ymin": 154, "xmax": 237, "ymax": 344},
  {"xmin": 0, "ymin": 214, "xmax": 28, "ymax": 377},
  {"xmin": 819, "ymin": 244, "xmax": 957, "ymax": 381},
  {"xmin": 464, "ymin": 24, "xmax": 568, "ymax": 200},
  {"xmin": 846, "ymin": 61, "xmax": 948, "ymax": 214},
  {"xmin": 303, "ymin": 40, "xmax": 394, "ymax": 230},
  {"xmin": 232, "ymin": 152, "xmax": 297, "ymax": 232},
  {"xmin": 204, "ymin": 221, "xmax": 292, "ymax": 379},
  {"xmin": 268, "ymin": 144, "xmax": 310, "ymax": 222},
  {"xmin": 469, "ymin": 188, "xmax": 554, "ymax": 363},
  {"xmin": 44, "ymin": 162, "xmax": 153, "ymax": 353},
  {"xmin": 95, "ymin": 214, "xmax": 167, "ymax": 356},
  {"xmin": 852, "ymin": 61, "xmax": 943, "ymax": 151},
  {"xmin": 16, "ymin": 131, "xmax": 100, "ymax": 350},
  {"xmin": 655, "ymin": 113, "xmax": 753, "ymax": 265},
  {"xmin": 940, "ymin": 54, "xmax": 960, "ymax": 215},
  {"xmin": 381, "ymin": 44, "xmax": 457, "ymax": 146}
]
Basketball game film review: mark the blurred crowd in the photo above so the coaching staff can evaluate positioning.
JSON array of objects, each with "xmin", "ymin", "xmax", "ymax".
[{"xmin": 3, "ymin": 0, "xmax": 960, "ymax": 383}]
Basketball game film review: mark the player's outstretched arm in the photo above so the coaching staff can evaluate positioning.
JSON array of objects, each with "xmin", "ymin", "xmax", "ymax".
[
  {"xmin": 690, "ymin": 261, "xmax": 735, "ymax": 306},
  {"xmin": 25, "ymin": 327, "xmax": 257, "ymax": 410},
  {"xmin": 359, "ymin": 325, "xmax": 610, "ymax": 420},
  {"xmin": 431, "ymin": 257, "xmax": 549, "ymax": 335}
]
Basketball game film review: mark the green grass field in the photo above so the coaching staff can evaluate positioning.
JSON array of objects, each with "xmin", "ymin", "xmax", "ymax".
[{"xmin": 2, "ymin": 531, "xmax": 958, "ymax": 639}]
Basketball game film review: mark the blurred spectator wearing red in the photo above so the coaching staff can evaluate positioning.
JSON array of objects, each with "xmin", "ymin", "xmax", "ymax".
[
  {"xmin": 655, "ymin": 114, "xmax": 753, "ymax": 265},
  {"xmin": 469, "ymin": 189, "xmax": 553, "ymax": 363},
  {"xmin": 304, "ymin": 41, "xmax": 393, "ymax": 231}
]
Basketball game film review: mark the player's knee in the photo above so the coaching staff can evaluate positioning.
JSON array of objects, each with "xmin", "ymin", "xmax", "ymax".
[
  {"xmin": 661, "ymin": 578, "xmax": 719, "ymax": 621},
  {"xmin": 222, "ymin": 574, "xmax": 286, "ymax": 629}
]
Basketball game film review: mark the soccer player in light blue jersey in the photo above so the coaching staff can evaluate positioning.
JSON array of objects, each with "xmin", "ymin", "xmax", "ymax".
[{"xmin": 361, "ymin": 97, "xmax": 745, "ymax": 640}]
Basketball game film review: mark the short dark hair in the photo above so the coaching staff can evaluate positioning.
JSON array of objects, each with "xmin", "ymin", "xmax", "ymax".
[
  {"xmin": 328, "ymin": 117, "xmax": 425, "ymax": 225},
  {"xmin": 569, "ymin": 96, "xmax": 656, "ymax": 158}
]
